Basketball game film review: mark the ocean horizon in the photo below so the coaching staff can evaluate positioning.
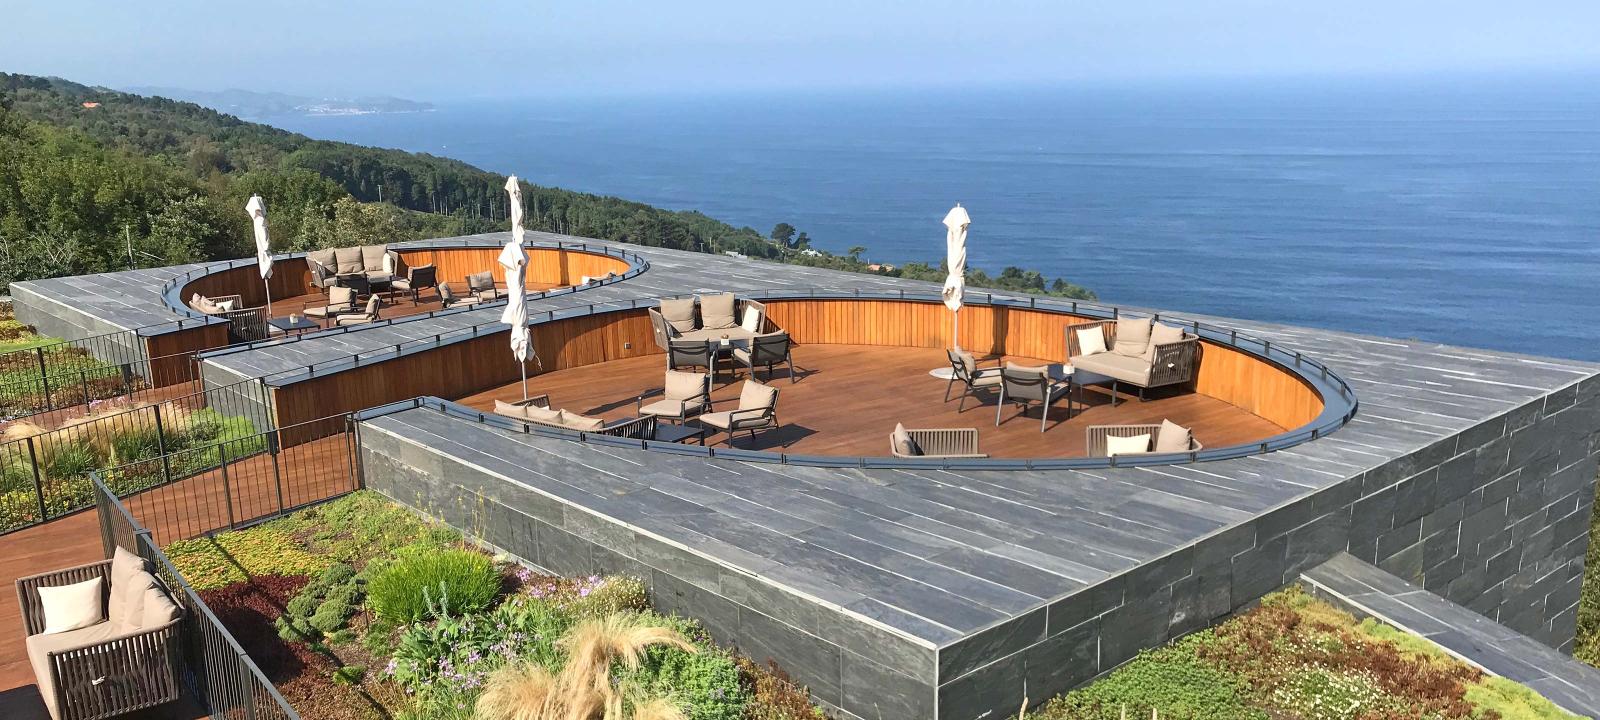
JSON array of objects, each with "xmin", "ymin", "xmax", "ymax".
[{"xmin": 270, "ymin": 74, "xmax": 1600, "ymax": 360}]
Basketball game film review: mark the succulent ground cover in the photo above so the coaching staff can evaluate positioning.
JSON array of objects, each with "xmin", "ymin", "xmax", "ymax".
[
  {"xmin": 1030, "ymin": 587, "xmax": 1579, "ymax": 720},
  {"xmin": 167, "ymin": 490, "xmax": 823, "ymax": 720}
]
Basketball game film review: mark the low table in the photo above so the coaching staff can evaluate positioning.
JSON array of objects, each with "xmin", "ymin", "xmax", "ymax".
[
  {"xmin": 268, "ymin": 316, "xmax": 321, "ymax": 337},
  {"xmin": 652, "ymin": 423, "xmax": 706, "ymax": 445},
  {"xmin": 1039, "ymin": 364, "xmax": 1117, "ymax": 416}
]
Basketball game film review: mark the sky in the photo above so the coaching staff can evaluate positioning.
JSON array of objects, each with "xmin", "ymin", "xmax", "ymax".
[{"xmin": 3, "ymin": 0, "xmax": 1599, "ymax": 99}]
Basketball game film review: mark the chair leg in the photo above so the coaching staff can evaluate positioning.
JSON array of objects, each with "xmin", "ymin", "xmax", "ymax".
[
  {"xmin": 1041, "ymin": 399, "xmax": 1049, "ymax": 433},
  {"xmin": 995, "ymin": 387, "xmax": 1006, "ymax": 426},
  {"xmin": 1139, "ymin": 386, "xmax": 1147, "ymax": 402},
  {"xmin": 1110, "ymin": 380, "xmax": 1119, "ymax": 407},
  {"xmin": 944, "ymin": 376, "xmax": 956, "ymax": 402},
  {"xmin": 788, "ymin": 357, "xmax": 796, "ymax": 383}
]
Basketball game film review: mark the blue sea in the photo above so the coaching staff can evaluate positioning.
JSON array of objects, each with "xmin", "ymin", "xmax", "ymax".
[{"xmin": 272, "ymin": 75, "xmax": 1600, "ymax": 360}]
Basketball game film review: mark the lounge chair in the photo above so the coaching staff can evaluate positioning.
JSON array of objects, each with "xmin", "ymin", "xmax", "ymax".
[
  {"xmin": 700, "ymin": 380, "xmax": 780, "ymax": 446},
  {"xmin": 637, "ymin": 370, "xmax": 711, "ymax": 424},
  {"xmin": 17, "ymin": 547, "xmax": 183, "ymax": 720},
  {"xmin": 732, "ymin": 332, "xmax": 797, "ymax": 383},
  {"xmin": 185, "ymin": 292, "xmax": 242, "ymax": 315},
  {"xmin": 1085, "ymin": 419, "xmax": 1204, "ymax": 457},
  {"xmin": 439, "ymin": 283, "xmax": 483, "ymax": 309},
  {"xmin": 943, "ymin": 347, "xmax": 1002, "ymax": 411},
  {"xmin": 1067, "ymin": 317, "xmax": 1198, "ymax": 405},
  {"xmin": 334, "ymin": 295, "xmax": 381, "ymax": 326},
  {"xmin": 889, "ymin": 424, "xmax": 986, "ymax": 459},
  {"xmin": 303, "ymin": 286, "xmax": 358, "ymax": 320},
  {"xmin": 390, "ymin": 264, "xmax": 438, "ymax": 305},
  {"xmin": 667, "ymin": 339, "xmax": 715, "ymax": 373},
  {"xmin": 995, "ymin": 363, "xmax": 1069, "ymax": 432},
  {"xmin": 467, "ymin": 271, "xmax": 501, "ymax": 301}
]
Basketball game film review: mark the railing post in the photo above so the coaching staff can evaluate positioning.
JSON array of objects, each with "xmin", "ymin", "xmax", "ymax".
[
  {"xmin": 270, "ymin": 429, "xmax": 286, "ymax": 517},
  {"xmin": 79, "ymin": 368, "xmax": 90, "ymax": 407},
  {"xmin": 153, "ymin": 405, "xmax": 174, "ymax": 485},
  {"xmin": 36, "ymin": 347, "xmax": 51, "ymax": 410},
  {"xmin": 26, "ymin": 437, "xmax": 46, "ymax": 521},
  {"xmin": 218, "ymin": 444, "xmax": 236, "ymax": 529},
  {"xmin": 238, "ymin": 649, "xmax": 259, "ymax": 720}
]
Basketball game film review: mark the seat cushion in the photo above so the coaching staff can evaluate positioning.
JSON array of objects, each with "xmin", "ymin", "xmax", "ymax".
[
  {"xmin": 640, "ymin": 398, "xmax": 690, "ymax": 419},
  {"xmin": 700, "ymin": 293, "xmax": 738, "ymax": 330},
  {"xmin": 660, "ymin": 298, "xmax": 698, "ymax": 334},
  {"xmin": 1106, "ymin": 433, "xmax": 1151, "ymax": 456},
  {"xmin": 1113, "ymin": 317, "xmax": 1152, "ymax": 358},
  {"xmin": 525, "ymin": 405, "xmax": 564, "ymax": 425},
  {"xmin": 364, "ymin": 271, "xmax": 394, "ymax": 284},
  {"xmin": 1155, "ymin": 419, "xmax": 1193, "ymax": 453},
  {"xmin": 1075, "ymin": 325, "xmax": 1108, "ymax": 357},
  {"xmin": 664, "ymin": 370, "xmax": 706, "ymax": 402},
  {"xmin": 38, "ymin": 578, "xmax": 104, "ymax": 635},
  {"xmin": 28, "ymin": 620, "xmax": 121, "ymax": 718},
  {"xmin": 739, "ymin": 381, "xmax": 778, "ymax": 411},
  {"xmin": 698, "ymin": 410, "xmax": 734, "ymax": 431},
  {"xmin": 970, "ymin": 373, "xmax": 1002, "ymax": 388},
  {"xmin": 360, "ymin": 245, "xmax": 388, "ymax": 272},
  {"xmin": 334, "ymin": 247, "xmax": 365, "ymax": 274},
  {"xmin": 679, "ymin": 327, "xmax": 754, "ymax": 342},
  {"xmin": 1072, "ymin": 352, "xmax": 1152, "ymax": 385},
  {"xmin": 1145, "ymin": 323, "xmax": 1186, "ymax": 363},
  {"xmin": 561, "ymin": 413, "xmax": 606, "ymax": 432},
  {"xmin": 891, "ymin": 423, "xmax": 920, "ymax": 457}
]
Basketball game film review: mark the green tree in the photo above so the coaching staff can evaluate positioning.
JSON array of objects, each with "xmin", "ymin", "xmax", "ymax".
[
  {"xmin": 846, "ymin": 245, "xmax": 866, "ymax": 262},
  {"xmin": 793, "ymin": 231, "xmax": 810, "ymax": 250},
  {"xmin": 770, "ymin": 222, "xmax": 796, "ymax": 246},
  {"xmin": 142, "ymin": 194, "xmax": 230, "ymax": 265}
]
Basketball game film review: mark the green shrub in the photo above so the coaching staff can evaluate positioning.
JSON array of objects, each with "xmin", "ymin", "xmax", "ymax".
[
  {"xmin": 1465, "ymin": 677, "xmax": 1582, "ymax": 720},
  {"xmin": 285, "ymin": 592, "xmax": 318, "ymax": 618},
  {"xmin": 109, "ymin": 426, "xmax": 161, "ymax": 464},
  {"xmin": 44, "ymin": 441, "xmax": 97, "ymax": 480},
  {"xmin": 0, "ymin": 459, "xmax": 35, "ymax": 493},
  {"xmin": 331, "ymin": 665, "xmax": 365, "ymax": 685},
  {"xmin": 0, "ymin": 489, "xmax": 41, "ymax": 531},
  {"xmin": 320, "ymin": 562, "xmax": 356, "ymax": 585},
  {"xmin": 309, "ymin": 601, "xmax": 351, "ymax": 634},
  {"xmin": 566, "ymin": 575, "xmax": 649, "ymax": 618},
  {"xmin": 367, "ymin": 548, "xmax": 499, "ymax": 623},
  {"xmin": 625, "ymin": 615, "xmax": 746, "ymax": 720},
  {"xmin": 1035, "ymin": 635, "xmax": 1266, "ymax": 720}
]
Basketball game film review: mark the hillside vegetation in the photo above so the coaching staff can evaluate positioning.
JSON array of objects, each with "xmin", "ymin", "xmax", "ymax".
[{"xmin": 0, "ymin": 72, "xmax": 1092, "ymax": 300}]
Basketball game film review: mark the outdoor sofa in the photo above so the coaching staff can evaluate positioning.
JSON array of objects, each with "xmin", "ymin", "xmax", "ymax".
[
  {"xmin": 304, "ymin": 245, "xmax": 402, "ymax": 291},
  {"xmin": 1086, "ymin": 420, "xmax": 1204, "ymax": 457},
  {"xmin": 17, "ymin": 546, "xmax": 184, "ymax": 720},
  {"xmin": 1066, "ymin": 316, "xmax": 1199, "ymax": 404},
  {"xmin": 648, "ymin": 294, "xmax": 770, "ymax": 350},
  {"xmin": 889, "ymin": 424, "xmax": 986, "ymax": 459},
  {"xmin": 493, "ymin": 395, "xmax": 658, "ymax": 439}
]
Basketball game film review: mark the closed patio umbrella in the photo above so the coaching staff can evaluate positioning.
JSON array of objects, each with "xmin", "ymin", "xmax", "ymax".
[
  {"xmin": 246, "ymin": 195, "xmax": 274, "ymax": 317},
  {"xmin": 942, "ymin": 204, "xmax": 970, "ymax": 347},
  {"xmin": 500, "ymin": 176, "xmax": 533, "ymax": 398}
]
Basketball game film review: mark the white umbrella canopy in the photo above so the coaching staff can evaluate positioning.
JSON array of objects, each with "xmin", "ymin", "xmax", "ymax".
[
  {"xmin": 941, "ymin": 204, "xmax": 970, "ymax": 345},
  {"xmin": 500, "ymin": 176, "xmax": 533, "ymax": 396},
  {"xmin": 246, "ymin": 195, "xmax": 274, "ymax": 318}
]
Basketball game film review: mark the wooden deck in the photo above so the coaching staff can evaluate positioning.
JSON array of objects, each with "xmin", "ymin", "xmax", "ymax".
[
  {"xmin": 263, "ymin": 279, "xmax": 562, "ymax": 330},
  {"xmin": 457, "ymin": 344, "xmax": 1287, "ymax": 458}
]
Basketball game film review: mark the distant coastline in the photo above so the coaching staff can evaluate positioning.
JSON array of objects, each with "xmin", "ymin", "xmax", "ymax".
[{"xmin": 123, "ymin": 86, "xmax": 434, "ymax": 119}]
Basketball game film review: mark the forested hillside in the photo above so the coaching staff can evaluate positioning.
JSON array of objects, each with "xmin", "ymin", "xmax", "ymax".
[{"xmin": 0, "ymin": 72, "xmax": 1091, "ymax": 299}]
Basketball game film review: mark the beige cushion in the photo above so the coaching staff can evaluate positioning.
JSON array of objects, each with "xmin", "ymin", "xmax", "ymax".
[
  {"xmin": 891, "ymin": 423, "xmax": 919, "ymax": 456},
  {"xmin": 115, "ymin": 570, "xmax": 161, "ymax": 633},
  {"xmin": 660, "ymin": 298, "xmax": 698, "ymax": 334},
  {"xmin": 190, "ymin": 294, "xmax": 221, "ymax": 314},
  {"xmin": 382, "ymin": 252, "xmax": 396, "ymax": 275},
  {"xmin": 561, "ymin": 413, "xmax": 606, "ymax": 432},
  {"xmin": 698, "ymin": 410, "xmax": 734, "ymax": 431},
  {"xmin": 306, "ymin": 248, "xmax": 336, "ymax": 274},
  {"xmin": 141, "ymin": 587, "xmax": 181, "ymax": 627},
  {"xmin": 1155, "ymin": 419, "xmax": 1193, "ymax": 453},
  {"xmin": 1145, "ymin": 323, "xmax": 1186, "ymax": 363},
  {"xmin": 970, "ymin": 373, "xmax": 1002, "ymax": 388},
  {"xmin": 679, "ymin": 327, "xmax": 755, "ymax": 342},
  {"xmin": 1072, "ymin": 352, "xmax": 1153, "ymax": 385},
  {"xmin": 214, "ymin": 299, "xmax": 236, "ymax": 312},
  {"xmin": 1004, "ymin": 362, "xmax": 1049, "ymax": 375},
  {"xmin": 953, "ymin": 348, "xmax": 978, "ymax": 376},
  {"xmin": 28, "ymin": 620, "xmax": 120, "ymax": 717},
  {"xmin": 107, "ymin": 548, "xmax": 147, "ymax": 629},
  {"xmin": 1105, "ymin": 434, "xmax": 1151, "ymax": 456},
  {"xmin": 494, "ymin": 400, "xmax": 529, "ymax": 419},
  {"xmin": 1114, "ymin": 317, "xmax": 1152, "ymax": 358},
  {"xmin": 525, "ymin": 405, "xmax": 564, "ymax": 425},
  {"xmin": 739, "ymin": 381, "xmax": 778, "ymax": 411},
  {"xmin": 700, "ymin": 294, "xmax": 738, "ymax": 330},
  {"xmin": 664, "ymin": 371, "xmax": 706, "ymax": 402},
  {"xmin": 360, "ymin": 245, "xmax": 388, "ymax": 272},
  {"xmin": 328, "ymin": 286, "xmax": 356, "ymax": 307},
  {"xmin": 640, "ymin": 398, "xmax": 695, "ymax": 419},
  {"xmin": 1075, "ymin": 325, "xmax": 1107, "ymax": 357},
  {"xmin": 334, "ymin": 247, "xmax": 364, "ymax": 274},
  {"xmin": 740, "ymin": 306, "xmax": 762, "ymax": 333},
  {"xmin": 38, "ymin": 578, "xmax": 103, "ymax": 634}
]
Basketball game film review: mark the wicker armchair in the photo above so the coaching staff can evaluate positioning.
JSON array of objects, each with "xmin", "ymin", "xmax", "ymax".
[
  {"xmin": 17, "ymin": 559, "xmax": 183, "ymax": 720},
  {"xmin": 1066, "ymin": 319, "xmax": 1199, "ymax": 404},
  {"xmin": 890, "ymin": 427, "xmax": 986, "ymax": 459},
  {"xmin": 1085, "ymin": 423, "xmax": 1205, "ymax": 457}
]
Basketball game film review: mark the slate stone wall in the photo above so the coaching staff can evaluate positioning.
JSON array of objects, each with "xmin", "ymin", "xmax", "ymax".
[
  {"xmin": 935, "ymin": 377, "xmax": 1600, "ymax": 717},
  {"xmin": 12, "ymin": 283, "xmax": 144, "ymax": 360},
  {"xmin": 358, "ymin": 422, "xmax": 943, "ymax": 720}
]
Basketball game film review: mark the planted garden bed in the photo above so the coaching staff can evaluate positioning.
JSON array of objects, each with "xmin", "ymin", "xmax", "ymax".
[{"xmin": 166, "ymin": 491, "xmax": 825, "ymax": 720}]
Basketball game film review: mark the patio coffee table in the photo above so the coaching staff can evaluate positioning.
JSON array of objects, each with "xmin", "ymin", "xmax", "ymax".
[
  {"xmin": 268, "ymin": 316, "xmax": 321, "ymax": 337},
  {"xmin": 652, "ymin": 423, "xmax": 707, "ymax": 445}
]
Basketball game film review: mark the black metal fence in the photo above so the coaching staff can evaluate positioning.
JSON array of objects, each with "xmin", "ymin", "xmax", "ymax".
[
  {"xmin": 94, "ymin": 478, "xmax": 301, "ymax": 720},
  {"xmin": 0, "ymin": 330, "xmax": 150, "ymax": 418},
  {"xmin": 0, "ymin": 377, "xmax": 277, "ymax": 535}
]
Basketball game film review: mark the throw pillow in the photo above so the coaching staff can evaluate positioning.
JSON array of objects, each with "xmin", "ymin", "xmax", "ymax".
[
  {"xmin": 1144, "ymin": 323, "xmax": 1186, "ymax": 364},
  {"xmin": 562, "ymin": 413, "xmax": 606, "ymax": 431},
  {"xmin": 1105, "ymin": 433, "xmax": 1151, "ymax": 456},
  {"xmin": 38, "ymin": 577, "xmax": 103, "ymax": 634},
  {"xmin": 740, "ymin": 306, "xmax": 762, "ymax": 333},
  {"xmin": 1113, "ymin": 317, "xmax": 1153, "ymax": 358},
  {"xmin": 1155, "ymin": 419, "xmax": 1193, "ymax": 453},
  {"xmin": 494, "ymin": 400, "xmax": 530, "ymax": 419},
  {"xmin": 1075, "ymin": 326, "xmax": 1108, "ymax": 357},
  {"xmin": 891, "ymin": 423, "xmax": 920, "ymax": 456},
  {"xmin": 141, "ymin": 587, "xmax": 181, "ymax": 627},
  {"xmin": 524, "ymin": 405, "xmax": 563, "ymax": 424},
  {"xmin": 215, "ymin": 299, "xmax": 236, "ymax": 312},
  {"xmin": 659, "ymin": 298, "xmax": 698, "ymax": 334},
  {"xmin": 700, "ymin": 293, "xmax": 738, "ymax": 330}
]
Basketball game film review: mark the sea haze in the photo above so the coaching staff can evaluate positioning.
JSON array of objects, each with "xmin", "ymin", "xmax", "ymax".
[{"xmin": 272, "ymin": 75, "xmax": 1600, "ymax": 360}]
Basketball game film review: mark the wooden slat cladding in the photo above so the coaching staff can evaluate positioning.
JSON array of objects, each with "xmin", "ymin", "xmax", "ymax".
[
  {"xmin": 181, "ymin": 258, "xmax": 314, "ymax": 309},
  {"xmin": 395, "ymin": 247, "xmax": 630, "ymax": 287},
  {"xmin": 763, "ymin": 299, "xmax": 1322, "ymax": 430},
  {"xmin": 272, "ymin": 308, "xmax": 658, "ymax": 433},
  {"xmin": 143, "ymin": 324, "xmax": 228, "ymax": 388}
]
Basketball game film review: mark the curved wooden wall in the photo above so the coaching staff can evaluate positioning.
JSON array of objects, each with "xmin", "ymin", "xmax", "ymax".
[{"xmin": 761, "ymin": 299, "xmax": 1324, "ymax": 431}]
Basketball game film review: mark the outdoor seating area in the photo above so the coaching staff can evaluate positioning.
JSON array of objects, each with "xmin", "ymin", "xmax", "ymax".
[{"xmin": 458, "ymin": 343, "xmax": 1286, "ymax": 458}]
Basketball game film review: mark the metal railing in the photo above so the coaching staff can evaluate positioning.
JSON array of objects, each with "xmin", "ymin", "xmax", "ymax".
[
  {"xmin": 0, "ymin": 377, "xmax": 277, "ymax": 535},
  {"xmin": 107, "ymin": 413, "xmax": 357, "ymax": 544},
  {"xmin": 0, "ymin": 330, "xmax": 149, "ymax": 417},
  {"xmin": 94, "ymin": 477, "xmax": 301, "ymax": 720}
]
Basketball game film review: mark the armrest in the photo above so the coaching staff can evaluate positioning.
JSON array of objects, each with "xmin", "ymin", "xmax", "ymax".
[
  {"xmin": 512, "ymin": 394, "xmax": 551, "ymax": 409},
  {"xmin": 49, "ymin": 617, "xmax": 181, "ymax": 657},
  {"xmin": 17, "ymin": 561, "xmax": 112, "ymax": 636},
  {"xmin": 728, "ymin": 407, "xmax": 773, "ymax": 422}
]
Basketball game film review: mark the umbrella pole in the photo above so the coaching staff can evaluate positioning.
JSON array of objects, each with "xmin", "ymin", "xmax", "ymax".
[
  {"xmin": 263, "ymin": 277, "xmax": 273, "ymax": 321},
  {"xmin": 520, "ymin": 360, "xmax": 529, "ymax": 400},
  {"xmin": 952, "ymin": 307, "xmax": 960, "ymax": 349}
]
